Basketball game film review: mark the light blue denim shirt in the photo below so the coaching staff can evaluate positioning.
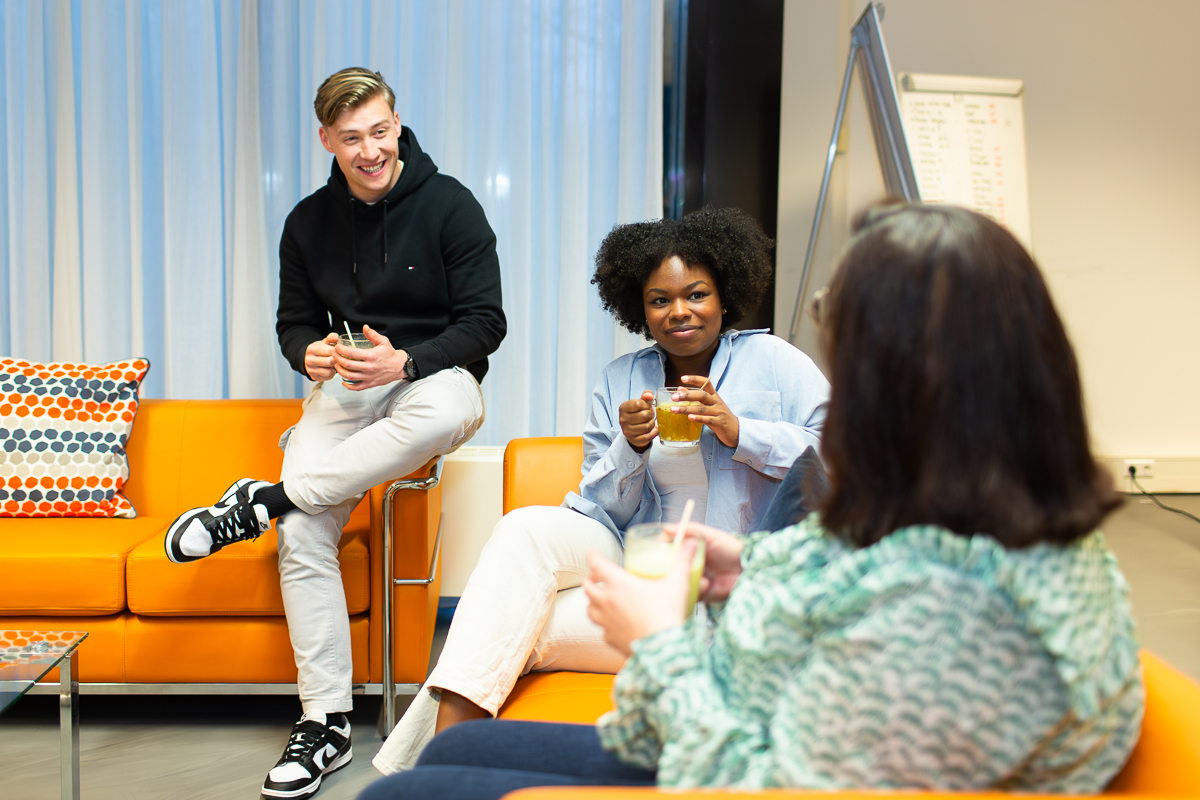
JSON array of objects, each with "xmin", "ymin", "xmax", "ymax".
[{"xmin": 563, "ymin": 329, "xmax": 829, "ymax": 540}]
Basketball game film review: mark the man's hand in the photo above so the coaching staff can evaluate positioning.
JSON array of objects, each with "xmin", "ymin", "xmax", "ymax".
[
  {"xmin": 333, "ymin": 325, "xmax": 409, "ymax": 390},
  {"xmin": 618, "ymin": 390, "xmax": 658, "ymax": 452},
  {"xmin": 304, "ymin": 333, "xmax": 340, "ymax": 381},
  {"xmin": 669, "ymin": 375, "xmax": 740, "ymax": 449},
  {"xmin": 582, "ymin": 540, "xmax": 697, "ymax": 657}
]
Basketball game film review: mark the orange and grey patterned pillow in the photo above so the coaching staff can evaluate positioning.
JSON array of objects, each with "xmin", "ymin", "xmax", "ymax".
[{"xmin": 0, "ymin": 358, "xmax": 150, "ymax": 517}]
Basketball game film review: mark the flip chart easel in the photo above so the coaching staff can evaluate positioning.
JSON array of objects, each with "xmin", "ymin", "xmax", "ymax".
[
  {"xmin": 787, "ymin": 3, "xmax": 917, "ymax": 344},
  {"xmin": 787, "ymin": 4, "xmax": 1033, "ymax": 346}
]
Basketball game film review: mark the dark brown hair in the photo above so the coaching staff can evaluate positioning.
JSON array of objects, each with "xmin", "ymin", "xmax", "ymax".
[
  {"xmin": 817, "ymin": 203, "xmax": 1120, "ymax": 548},
  {"xmin": 592, "ymin": 206, "xmax": 773, "ymax": 338}
]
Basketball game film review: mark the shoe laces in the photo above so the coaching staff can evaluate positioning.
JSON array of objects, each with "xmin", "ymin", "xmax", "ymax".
[
  {"xmin": 203, "ymin": 502, "xmax": 263, "ymax": 543},
  {"xmin": 280, "ymin": 720, "xmax": 326, "ymax": 763}
]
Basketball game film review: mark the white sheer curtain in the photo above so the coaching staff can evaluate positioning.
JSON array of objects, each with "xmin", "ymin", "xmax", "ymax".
[{"xmin": 1, "ymin": 0, "xmax": 661, "ymax": 443}]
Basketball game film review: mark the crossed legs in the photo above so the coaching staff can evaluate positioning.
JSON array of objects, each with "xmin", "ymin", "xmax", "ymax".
[
  {"xmin": 278, "ymin": 368, "xmax": 485, "ymax": 712},
  {"xmin": 374, "ymin": 505, "xmax": 625, "ymax": 773}
]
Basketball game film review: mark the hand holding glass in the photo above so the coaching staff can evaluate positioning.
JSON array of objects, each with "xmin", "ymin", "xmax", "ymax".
[
  {"xmin": 655, "ymin": 387, "xmax": 703, "ymax": 447},
  {"xmin": 337, "ymin": 333, "xmax": 374, "ymax": 384},
  {"xmin": 623, "ymin": 522, "xmax": 706, "ymax": 611}
]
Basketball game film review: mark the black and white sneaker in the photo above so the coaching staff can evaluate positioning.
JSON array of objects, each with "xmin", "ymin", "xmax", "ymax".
[
  {"xmin": 164, "ymin": 478, "xmax": 273, "ymax": 563},
  {"xmin": 262, "ymin": 712, "xmax": 352, "ymax": 800}
]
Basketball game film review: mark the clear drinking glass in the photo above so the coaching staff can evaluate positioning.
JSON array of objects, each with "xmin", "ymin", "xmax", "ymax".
[
  {"xmin": 623, "ymin": 523, "xmax": 706, "ymax": 611},
  {"xmin": 337, "ymin": 333, "xmax": 374, "ymax": 384},
  {"xmin": 654, "ymin": 387, "xmax": 703, "ymax": 447}
]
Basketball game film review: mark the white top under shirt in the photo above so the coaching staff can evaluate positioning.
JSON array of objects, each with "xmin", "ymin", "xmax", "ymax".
[{"xmin": 647, "ymin": 439, "xmax": 709, "ymax": 524}]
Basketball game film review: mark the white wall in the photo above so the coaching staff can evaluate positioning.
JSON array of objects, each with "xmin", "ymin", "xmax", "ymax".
[{"xmin": 777, "ymin": 1, "xmax": 1200, "ymax": 487}]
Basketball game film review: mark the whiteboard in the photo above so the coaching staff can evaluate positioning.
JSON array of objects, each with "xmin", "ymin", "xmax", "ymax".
[{"xmin": 897, "ymin": 73, "xmax": 1032, "ymax": 250}]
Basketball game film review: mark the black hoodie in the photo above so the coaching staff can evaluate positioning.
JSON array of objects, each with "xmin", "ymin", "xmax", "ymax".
[{"xmin": 276, "ymin": 127, "xmax": 506, "ymax": 384}]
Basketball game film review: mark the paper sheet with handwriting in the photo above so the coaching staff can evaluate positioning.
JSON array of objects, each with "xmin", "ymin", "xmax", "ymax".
[{"xmin": 898, "ymin": 74, "xmax": 1032, "ymax": 250}]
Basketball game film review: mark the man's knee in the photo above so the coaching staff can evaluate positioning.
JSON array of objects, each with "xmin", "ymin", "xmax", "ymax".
[{"xmin": 399, "ymin": 371, "xmax": 484, "ymax": 448}]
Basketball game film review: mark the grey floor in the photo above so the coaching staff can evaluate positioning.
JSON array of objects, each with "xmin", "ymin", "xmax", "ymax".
[
  {"xmin": 3, "ymin": 495, "xmax": 1199, "ymax": 800},
  {"xmin": 0, "ymin": 627, "xmax": 443, "ymax": 800}
]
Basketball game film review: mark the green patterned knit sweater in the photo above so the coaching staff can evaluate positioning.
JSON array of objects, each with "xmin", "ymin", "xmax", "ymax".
[{"xmin": 597, "ymin": 517, "xmax": 1143, "ymax": 792}]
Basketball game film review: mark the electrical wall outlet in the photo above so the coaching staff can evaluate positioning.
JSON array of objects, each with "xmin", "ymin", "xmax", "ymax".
[
  {"xmin": 1123, "ymin": 459, "xmax": 1155, "ymax": 480},
  {"xmin": 1101, "ymin": 456, "xmax": 1200, "ymax": 493}
]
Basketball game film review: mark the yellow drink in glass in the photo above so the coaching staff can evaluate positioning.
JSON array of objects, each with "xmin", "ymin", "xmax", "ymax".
[
  {"xmin": 655, "ymin": 387, "xmax": 703, "ymax": 447},
  {"xmin": 623, "ymin": 523, "xmax": 706, "ymax": 611}
]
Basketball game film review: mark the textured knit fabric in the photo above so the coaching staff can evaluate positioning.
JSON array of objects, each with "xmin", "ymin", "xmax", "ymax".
[
  {"xmin": 276, "ymin": 127, "xmax": 506, "ymax": 384},
  {"xmin": 563, "ymin": 329, "xmax": 829, "ymax": 539},
  {"xmin": 597, "ymin": 516, "xmax": 1143, "ymax": 792}
]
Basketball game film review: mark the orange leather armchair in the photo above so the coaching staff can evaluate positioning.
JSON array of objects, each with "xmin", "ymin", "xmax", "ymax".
[
  {"xmin": 495, "ymin": 437, "xmax": 1200, "ymax": 799},
  {"xmin": 0, "ymin": 399, "xmax": 441, "ymax": 724}
]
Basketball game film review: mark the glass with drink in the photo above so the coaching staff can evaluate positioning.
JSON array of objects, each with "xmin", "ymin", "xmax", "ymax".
[
  {"xmin": 622, "ymin": 523, "xmax": 706, "ymax": 611},
  {"xmin": 655, "ymin": 387, "xmax": 703, "ymax": 447},
  {"xmin": 337, "ymin": 333, "xmax": 374, "ymax": 384}
]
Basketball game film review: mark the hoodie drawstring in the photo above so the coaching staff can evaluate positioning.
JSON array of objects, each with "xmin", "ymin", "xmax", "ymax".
[
  {"xmin": 349, "ymin": 196, "xmax": 391, "ymax": 273},
  {"xmin": 350, "ymin": 197, "xmax": 358, "ymax": 273}
]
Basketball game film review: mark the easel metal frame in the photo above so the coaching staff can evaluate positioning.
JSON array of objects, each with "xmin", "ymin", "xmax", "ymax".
[{"xmin": 787, "ymin": 3, "xmax": 920, "ymax": 345}]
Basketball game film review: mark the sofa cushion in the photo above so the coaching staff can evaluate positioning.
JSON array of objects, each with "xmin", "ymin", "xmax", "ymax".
[
  {"xmin": 127, "ymin": 517, "xmax": 370, "ymax": 615},
  {"xmin": 121, "ymin": 399, "xmax": 304, "ymax": 520},
  {"xmin": 0, "ymin": 517, "xmax": 168, "ymax": 614},
  {"xmin": 498, "ymin": 672, "xmax": 616, "ymax": 723},
  {"xmin": 123, "ymin": 613, "xmax": 370, "ymax": 683},
  {"xmin": 0, "ymin": 357, "xmax": 150, "ymax": 518},
  {"xmin": 502, "ymin": 437, "xmax": 584, "ymax": 514}
]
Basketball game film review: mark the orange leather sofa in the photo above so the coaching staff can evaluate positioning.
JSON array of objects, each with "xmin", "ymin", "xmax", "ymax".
[
  {"xmin": 493, "ymin": 437, "xmax": 1200, "ymax": 799},
  {"xmin": 0, "ymin": 399, "xmax": 442, "ymax": 716}
]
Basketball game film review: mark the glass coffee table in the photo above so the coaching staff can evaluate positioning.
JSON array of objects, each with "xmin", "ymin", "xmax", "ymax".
[{"xmin": 0, "ymin": 630, "xmax": 87, "ymax": 800}]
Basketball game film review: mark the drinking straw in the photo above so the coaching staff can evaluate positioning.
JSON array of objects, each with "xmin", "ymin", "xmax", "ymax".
[
  {"xmin": 673, "ymin": 498, "xmax": 695, "ymax": 550},
  {"xmin": 343, "ymin": 321, "xmax": 354, "ymax": 341}
]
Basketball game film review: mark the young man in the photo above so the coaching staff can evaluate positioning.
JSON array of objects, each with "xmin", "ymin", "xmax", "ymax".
[{"xmin": 163, "ymin": 67, "xmax": 506, "ymax": 800}]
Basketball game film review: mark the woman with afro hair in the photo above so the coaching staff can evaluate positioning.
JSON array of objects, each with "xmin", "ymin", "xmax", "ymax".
[
  {"xmin": 368, "ymin": 204, "xmax": 1140, "ymax": 800},
  {"xmin": 373, "ymin": 206, "xmax": 830, "ymax": 776}
]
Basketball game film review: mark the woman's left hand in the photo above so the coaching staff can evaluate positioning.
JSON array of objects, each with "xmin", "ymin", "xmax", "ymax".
[
  {"xmin": 671, "ymin": 375, "xmax": 739, "ymax": 448},
  {"xmin": 583, "ymin": 540, "xmax": 697, "ymax": 657}
]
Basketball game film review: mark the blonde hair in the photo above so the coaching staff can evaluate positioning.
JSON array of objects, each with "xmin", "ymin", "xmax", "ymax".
[{"xmin": 313, "ymin": 67, "xmax": 396, "ymax": 128}]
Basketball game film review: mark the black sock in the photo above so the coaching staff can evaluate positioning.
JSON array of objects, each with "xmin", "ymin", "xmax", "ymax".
[{"xmin": 254, "ymin": 482, "xmax": 297, "ymax": 519}]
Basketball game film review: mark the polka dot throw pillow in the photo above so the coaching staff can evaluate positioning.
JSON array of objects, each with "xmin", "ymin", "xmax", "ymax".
[{"xmin": 0, "ymin": 357, "xmax": 150, "ymax": 517}]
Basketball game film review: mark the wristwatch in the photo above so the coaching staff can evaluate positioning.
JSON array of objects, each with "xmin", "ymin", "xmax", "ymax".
[{"xmin": 403, "ymin": 354, "xmax": 420, "ymax": 381}]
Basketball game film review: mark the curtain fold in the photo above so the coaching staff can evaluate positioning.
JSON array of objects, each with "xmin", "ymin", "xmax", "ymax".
[{"xmin": 1, "ymin": 0, "xmax": 662, "ymax": 443}]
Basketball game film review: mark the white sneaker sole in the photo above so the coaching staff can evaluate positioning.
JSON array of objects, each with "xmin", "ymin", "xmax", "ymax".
[{"xmin": 260, "ymin": 749, "xmax": 352, "ymax": 800}]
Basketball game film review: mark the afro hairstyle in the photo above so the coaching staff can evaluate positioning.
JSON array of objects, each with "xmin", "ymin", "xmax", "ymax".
[{"xmin": 591, "ymin": 206, "xmax": 774, "ymax": 339}]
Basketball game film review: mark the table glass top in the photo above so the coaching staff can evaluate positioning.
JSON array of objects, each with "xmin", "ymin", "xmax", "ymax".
[{"xmin": 0, "ymin": 630, "xmax": 88, "ymax": 714}]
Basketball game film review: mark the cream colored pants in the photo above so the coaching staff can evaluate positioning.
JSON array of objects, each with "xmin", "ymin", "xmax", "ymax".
[
  {"xmin": 277, "ymin": 368, "xmax": 485, "ymax": 715},
  {"xmin": 373, "ymin": 505, "xmax": 625, "ymax": 774}
]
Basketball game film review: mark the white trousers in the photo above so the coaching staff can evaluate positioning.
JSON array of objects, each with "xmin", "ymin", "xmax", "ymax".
[
  {"xmin": 372, "ymin": 505, "xmax": 626, "ymax": 774},
  {"xmin": 277, "ymin": 368, "xmax": 485, "ymax": 715}
]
